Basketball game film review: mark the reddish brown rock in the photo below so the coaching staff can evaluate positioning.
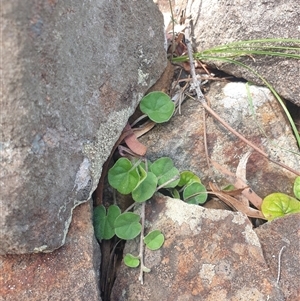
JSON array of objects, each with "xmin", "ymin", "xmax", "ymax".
[
  {"xmin": 0, "ymin": 201, "xmax": 101, "ymax": 300},
  {"xmin": 111, "ymin": 194, "xmax": 284, "ymax": 301},
  {"xmin": 255, "ymin": 213, "xmax": 300, "ymax": 301}
]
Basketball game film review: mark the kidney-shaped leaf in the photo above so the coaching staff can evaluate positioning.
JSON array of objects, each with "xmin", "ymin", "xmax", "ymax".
[
  {"xmin": 108, "ymin": 158, "xmax": 140, "ymax": 195},
  {"xmin": 293, "ymin": 176, "xmax": 300, "ymax": 199},
  {"xmin": 114, "ymin": 212, "xmax": 142, "ymax": 240},
  {"xmin": 137, "ymin": 164, "xmax": 147, "ymax": 185},
  {"xmin": 140, "ymin": 91, "xmax": 175, "ymax": 123},
  {"xmin": 262, "ymin": 192, "xmax": 300, "ymax": 221},
  {"xmin": 132, "ymin": 172, "xmax": 158, "ymax": 202},
  {"xmin": 124, "ymin": 253, "xmax": 140, "ymax": 268},
  {"xmin": 178, "ymin": 170, "xmax": 201, "ymax": 187},
  {"xmin": 158, "ymin": 168, "xmax": 180, "ymax": 188},
  {"xmin": 150, "ymin": 157, "xmax": 180, "ymax": 188},
  {"xmin": 93, "ymin": 205, "xmax": 121, "ymax": 240},
  {"xmin": 150, "ymin": 157, "xmax": 173, "ymax": 175},
  {"xmin": 93, "ymin": 205, "xmax": 106, "ymax": 241},
  {"xmin": 144, "ymin": 230, "xmax": 164, "ymax": 250},
  {"xmin": 183, "ymin": 182, "xmax": 207, "ymax": 204},
  {"xmin": 171, "ymin": 188, "xmax": 180, "ymax": 199}
]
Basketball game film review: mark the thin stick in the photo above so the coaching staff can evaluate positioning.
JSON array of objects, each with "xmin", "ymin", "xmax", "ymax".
[
  {"xmin": 276, "ymin": 245, "xmax": 286, "ymax": 284},
  {"xmin": 203, "ymin": 108, "xmax": 211, "ymax": 169},
  {"xmin": 168, "ymin": 0, "xmax": 176, "ymax": 57},
  {"xmin": 130, "ymin": 114, "xmax": 148, "ymax": 127},
  {"xmin": 186, "ymin": 39, "xmax": 205, "ymax": 104},
  {"xmin": 138, "ymin": 202, "xmax": 146, "ymax": 284},
  {"xmin": 124, "ymin": 202, "xmax": 136, "ymax": 213},
  {"xmin": 156, "ymin": 175, "xmax": 180, "ymax": 191},
  {"xmin": 202, "ymin": 96, "xmax": 268, "ymax": 158}
]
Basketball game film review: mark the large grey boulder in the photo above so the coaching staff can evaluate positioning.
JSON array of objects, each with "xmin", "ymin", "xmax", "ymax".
[{"xmin": 1, "ymin": 0, "xmax": 167, "ymax": 254}]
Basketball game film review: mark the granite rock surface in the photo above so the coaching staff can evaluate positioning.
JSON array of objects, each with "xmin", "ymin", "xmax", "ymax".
[{"xmin": 1, "ymin": 0, "xmax": 167, "ymax": 254}]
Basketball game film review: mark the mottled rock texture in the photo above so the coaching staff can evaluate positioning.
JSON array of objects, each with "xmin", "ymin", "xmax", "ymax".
[
  {"xmin": 0, "ymin": 201, "xmax": 101, "ymax": 301},
  {"xmin": 255, "ymin": 213, "xmax": 300, "ymax": 301},
  {"xmin": 139, "ymin": 81, "xmax": 300, "ymax": 198},
  {"xmin": 111, "ymin": 195, "xmax": 285, "ymax": 301},
  {"xmin": 1, "ymin": 0, "xmax": 166, "ymax": 254}
]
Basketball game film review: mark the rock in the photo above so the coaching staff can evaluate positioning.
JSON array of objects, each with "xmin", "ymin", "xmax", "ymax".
[
  {"xmin": 139, "ymin": 81, "xmax": 300, "ymax": 198},
  {"xmin": 158, "ymin": 0, "xmax": 300, "ymax": 106},
  {"xmin": 194, "ymin": 0, "xmax": 300, "ymax": 106},
  {"xmin": 0, "ymin": 201, "xmax": 101, "ymax": 300},
  {"xmin": 111, "ymin": 194, "xmax": 285, "ymax": 300},
  {"xmin": 1, "ymin": 0, "xmax": 166, "ymax": 254},
  {"xmin": 255, "ymin": 213, "xmax": 300, "ymax": 301}
]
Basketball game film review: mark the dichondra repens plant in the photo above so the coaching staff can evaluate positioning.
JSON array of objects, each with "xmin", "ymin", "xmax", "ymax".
[
  {"xmin": 94, "ymin": 87, "xmax": 300, "ymax": 286},
  {"xmin": 93, "ymin": 91, "xmax": 207, "ymax": 284},
  {"xmin": 93, "ymin": 37, "xmax": 300, "ymax": 286}
]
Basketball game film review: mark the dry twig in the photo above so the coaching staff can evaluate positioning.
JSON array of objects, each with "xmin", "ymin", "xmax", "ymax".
[{"xmin": 276, "ymin": 245, "xmax": 286, "ymax": 285}]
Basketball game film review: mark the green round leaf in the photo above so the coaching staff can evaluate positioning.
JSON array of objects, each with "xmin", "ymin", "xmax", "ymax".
[
  {"xmin": 132, "ymin": 172, "xmax": 158, "ymax": 202},
  {"xmin": 150, "ymin": 157, "xmax": 180, "ymax": 188},
  {"xmin": 171, "ymin": 188, "xmax": 180, "ymax": 199},
  {"xmin": 124, "ymin": 253, "xmax": 140, "ymax": 268},
  {"xmin": 293, "ymin": 176, "xmax": 300, "ymax": 199},
  {"xmin": 144, "ymin": 230, "xmax": 164, "ymax": 250},
  {"xmin": 132, "ymin": 164, "xmax": 148, "ymax": 192},
  {"xmin": 158, "ymin": 168, "xmax": 180, "ymax": 188},
  {"xmin": 183, "ymin": 182, "xmax": 207, "ymax": 204},
  {"xmin": 178, "ymin": 170, "xmax": 201, "ymax": 187},
  {"xmin": 137, "ymin": 164, "xmax": 147, "ymax": 184},
  {"xmin": 93, "ymin": 205, "xmax": 121, "ymax": 240},
  {"xmin": 93, "ymin": 205, "xmax": 106, "ymax": 240},
  {"xmin": 140, "ymin": 91, "xmax": 175, "ymax": 123},
  {"xmin": 151, "ymin": 157, "xmax": 174, "ymax": 175},
  {"xmin": 114, "ymin": 212, "xmax": 142, "ymax": 240},
  {"xmin": 108, "ymin": 158, "xmax": 140, "ymax": 195},
  {"xmin": 262, "ymin": 192, "xmax": 300, "ymax": 221}
]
